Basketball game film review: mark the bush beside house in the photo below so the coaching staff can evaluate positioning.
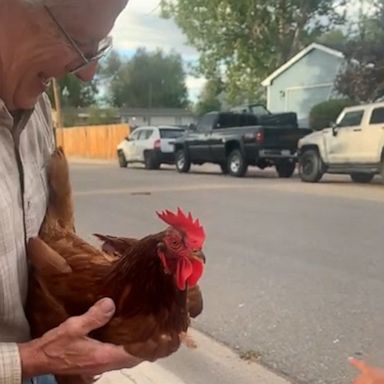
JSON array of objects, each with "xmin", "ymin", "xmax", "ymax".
[{"xmin": 309, "ymin": 99, "xmax": 355, "ymax": 130}]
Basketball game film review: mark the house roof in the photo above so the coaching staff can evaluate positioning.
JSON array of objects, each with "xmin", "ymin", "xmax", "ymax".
[{"xmin": 261, "ymin": 43, "xmax": 344, "ymax": 87}]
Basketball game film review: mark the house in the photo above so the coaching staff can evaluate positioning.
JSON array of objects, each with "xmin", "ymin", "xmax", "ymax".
[
  {"xmin": 261, "ymin": 43, "xmax": 345, "ymax": 128},
  {"xmin": 119, "ymin": 108, "xmax": 196, "ymax": 128}
]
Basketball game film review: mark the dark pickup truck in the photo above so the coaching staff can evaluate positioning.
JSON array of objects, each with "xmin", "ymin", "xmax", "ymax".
[{"xmin": 173, "ymin": 111, "xmax": 312, "ymax": 177}]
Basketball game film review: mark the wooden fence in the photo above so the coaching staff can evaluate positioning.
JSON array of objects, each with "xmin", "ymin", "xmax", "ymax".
[{"xmin": 55, "ymin": 124, "xmax": 131, "ymax": 160}]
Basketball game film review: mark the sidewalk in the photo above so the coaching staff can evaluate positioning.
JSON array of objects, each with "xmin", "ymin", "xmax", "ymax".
[{"xmin": 97, "ymin": 329, "xmax": 291, "ymax": 384}]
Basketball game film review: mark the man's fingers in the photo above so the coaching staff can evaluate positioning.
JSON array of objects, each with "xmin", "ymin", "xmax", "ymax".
[
  {"xmin": 349, "ymin": 357, "xmax": 369, "ymax": 373},
  {"xmin": 67, "ymin": 298, "xmax": 116, "ymax": 336}
]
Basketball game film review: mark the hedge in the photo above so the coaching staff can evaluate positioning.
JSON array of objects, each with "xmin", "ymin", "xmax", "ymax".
[{"xmin": 309, "ymin": 99, "xmax": 355, "ymax": 131}]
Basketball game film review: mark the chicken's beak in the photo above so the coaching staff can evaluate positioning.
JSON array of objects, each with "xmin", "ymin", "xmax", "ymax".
[{"xmin": 192, "ymin": 250, "xmax": 206, "ymax": 264}]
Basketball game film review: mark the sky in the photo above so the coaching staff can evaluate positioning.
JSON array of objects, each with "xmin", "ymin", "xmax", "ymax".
[
  {"xmin": 110, "ymin": 0, "xmax": 206, "ymax": 102},
  {"xmin": 109, "ymin": 0, "xmax": 372, "ymax": 103}
]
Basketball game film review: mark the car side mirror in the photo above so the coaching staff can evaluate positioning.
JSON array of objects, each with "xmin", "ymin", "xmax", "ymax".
[{"xmin": 330, "ymin": 122, "xmax": 339, "ymax": 136}]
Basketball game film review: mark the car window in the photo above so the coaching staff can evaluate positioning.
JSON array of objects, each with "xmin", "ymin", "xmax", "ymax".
[
  {"xmin": 369, "ymin": 107, "xmax": 384, "ymax": 125},
  {"xmin": 217, "ymin": 113, "xmax": 239, "ymax": 128},
  {"xmin": 159, "ymin": 129, "xmax": 184, "ymax": 139},
  {"xmin": 239, "ymin": 113, "xmax": 259, "ymax": 126},
  {"xmin": 135, "ymin": 130, "xmax": 152, "ymax": 140},
  {"xmin": 129, "ymin": 130, "xmax": 141, "ymax": 141},
  {"xmin": 198, "ymin": 114, "xmax": 216, "ymax": 132},
  {"xmin": 142, "ymin": 130, "xmax": 154, "ymax": 140},
  {"xmin": 338, "ymin": 110, "xmax": 364, "ymax": 127}
]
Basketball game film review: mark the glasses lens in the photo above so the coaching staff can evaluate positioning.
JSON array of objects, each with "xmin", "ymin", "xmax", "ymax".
[{"xmin": 69, "ymin": 36, "xmax": 113, "ymax": 75}]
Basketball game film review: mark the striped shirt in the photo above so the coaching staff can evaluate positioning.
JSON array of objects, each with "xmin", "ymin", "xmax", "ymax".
[{"xmin": 0, "ymin": 94, "xmax": 54, "ymax": 383}]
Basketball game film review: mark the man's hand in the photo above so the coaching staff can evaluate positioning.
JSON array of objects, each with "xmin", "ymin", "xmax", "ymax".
[
  {"xmin": 350, "ymin": 357, "xmax": 384, "ymax": 384},
  {"xmin": 18, "ymin": 298, "xmax": 143, "ymax": 379}
]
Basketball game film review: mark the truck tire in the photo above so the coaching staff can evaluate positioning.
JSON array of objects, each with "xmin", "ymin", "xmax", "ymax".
[
  {"xmin": 299, "ymin": 149, "xmax": 324, "ymax": 183},
  {"xmin": 117, "ymin": 150, "xmax": 127, "ymax": 168},
  {"xmin": 175, "ymin": 149, "xmax": 191, "ymax": 173},
  {"xmin": 276, "ymin": 162, "xmax": 296, "ymax": 178},
  {"xmin": 227, "ymin": 149, "xmax": 248, "ymax": 177},
  {"xmin": 144, "ymin": 152, "xmax": 160, "ymax": 170},
  {"xmin": 350, "ymin": 173, "xmax": 374, "ymax": 184}
]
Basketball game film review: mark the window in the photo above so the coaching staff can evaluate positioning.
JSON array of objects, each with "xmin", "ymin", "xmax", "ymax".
[
  {"xmin": 250, "ymin": 105, "xmax": 269, "ymax": 116},
  {"xmin": 217, "ymin": 113, "xmax": 239, "ymax": 129},
  {"xmin": 338, "ymin": 111, "xmax": 364, "ymax": 127},
  {"xmin": 142, "ymin": 130, "xmax": 154, "ymax": 140},
  {"xmin": 159, "ymin": 129, "xmax": 184, "ymax": 139},
  {"xmin": 216, "ymin": 113, "xmax": 258, "ymax": 129},
  {"xmin": 370, "ymin": 107, "xmax": 384, "ymax": 125},
  {"xmin": 198, "ymin": 113, "xmax": 217, "ymax": 132},
  {"xmin": 129, "ymin": 130, "xmax": 141, "ymax": 141},
  {"xmin": 239, "ymin": 113, "xmax": 259, "ymax": 127}
]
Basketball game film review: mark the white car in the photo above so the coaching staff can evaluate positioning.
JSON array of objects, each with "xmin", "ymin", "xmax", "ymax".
[
  {"xmin": 298, "ymin": 102, "xmax": 384, "ymax": 183},
  {"xmin": 117, "ymin": 126, "xmax": 185, "ymax": 169}
]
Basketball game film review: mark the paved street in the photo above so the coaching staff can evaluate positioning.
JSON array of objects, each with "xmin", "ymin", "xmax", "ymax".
[{"xmin": 70, "ymin": 161, "xmax": 384, "ymax": 384}]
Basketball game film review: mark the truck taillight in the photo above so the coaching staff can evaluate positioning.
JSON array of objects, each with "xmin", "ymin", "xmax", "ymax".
[
  {"xmin": 256, "ymin": 131, "xmax": 264, "ymax": 143},
  {"xmin": 154, "ymin": 139, "xmax": 161, "ymax": 149}
]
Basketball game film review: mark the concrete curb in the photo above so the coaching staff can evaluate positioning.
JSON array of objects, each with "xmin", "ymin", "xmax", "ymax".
[{"xmin": 97, "ymin": 329, "xmax": 291, "ymax": 384}]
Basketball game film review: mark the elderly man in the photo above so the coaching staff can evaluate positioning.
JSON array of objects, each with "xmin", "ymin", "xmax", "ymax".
[{"xmin": 0, "ymin": 0, "xmax": 142, "ymax": 383}]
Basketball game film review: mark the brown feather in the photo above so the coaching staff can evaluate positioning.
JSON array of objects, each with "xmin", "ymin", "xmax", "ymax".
[{"xmin": 26, "ymin": 148, "xmax": 204, "ymax": 384}]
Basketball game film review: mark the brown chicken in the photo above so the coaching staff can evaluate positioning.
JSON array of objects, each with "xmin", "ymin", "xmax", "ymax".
[{"xmin": 26, "ymin": 147, "xmax": 206, "ymax": 384}]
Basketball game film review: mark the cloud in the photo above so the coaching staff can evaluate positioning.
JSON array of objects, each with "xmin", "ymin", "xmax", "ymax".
[
  {"xmin": 111, "ymin": 0, "xmax": 198, "ymax": 60},
  {"xmin": 110, "ymin": 0, "xmax": 204, "ymax": 100},
  {"xmin": 186, "ymin": 76, "xmax": 207, "ymax": 101}
]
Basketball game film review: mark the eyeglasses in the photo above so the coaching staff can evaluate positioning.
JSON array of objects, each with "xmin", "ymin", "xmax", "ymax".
[{"xmin": 44, "ymin": 6, "xmax": 113, "ymax": 75}]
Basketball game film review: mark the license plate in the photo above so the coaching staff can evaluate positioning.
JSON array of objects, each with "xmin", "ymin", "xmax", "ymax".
[{"xmin": 281, "ymin": 150, "xmax": 291, "ymax": 156}]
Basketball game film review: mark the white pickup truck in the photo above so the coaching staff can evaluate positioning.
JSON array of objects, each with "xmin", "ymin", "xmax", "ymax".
[{"xmin": 298, "ymin": 102, "xmax": 384, "ymax": 183}]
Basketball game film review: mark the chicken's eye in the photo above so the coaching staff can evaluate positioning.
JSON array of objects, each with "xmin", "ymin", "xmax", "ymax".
[{"xmin": 171, "ymin": 240, "xmax": 179, "ymax": 247}]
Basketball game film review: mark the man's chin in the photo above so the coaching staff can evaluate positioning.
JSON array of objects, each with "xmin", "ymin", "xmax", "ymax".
[{"xmin": 13, "ymin": 94, "xmax": 40, "ymax": 111}]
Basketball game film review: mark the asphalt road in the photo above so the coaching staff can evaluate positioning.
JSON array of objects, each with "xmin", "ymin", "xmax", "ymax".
[{"xmin": 70, "ymin": 162, "xmax": 384, "ymax": 384}]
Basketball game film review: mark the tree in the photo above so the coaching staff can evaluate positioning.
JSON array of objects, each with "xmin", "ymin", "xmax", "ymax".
[
  {"xmin": 317, "ymin": 29, "xmax": 349, "ymax": 48},
  {"xmin": 104, "ymin": 49, "xmax": 189, "ymax": 109},
  {"xmin": 195, "ymin": 78, "xmax": 223, "ymax": 115},
  {"xmin": 161, "ymin": 0, "xmax": 346, "ymax": 104},
  {"xmin": 335, "ymin": 1, "xmax": 384, "ymax": 102},
  {"xmin": 335, "ymin": 40, "xmax": 384, "ymax": 103},
  {"xmin": 48, "ymin": 75, "xmax": 98, "ymax": 108}
]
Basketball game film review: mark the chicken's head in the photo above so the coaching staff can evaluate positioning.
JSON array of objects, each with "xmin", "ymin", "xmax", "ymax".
[{"xmin": 156, "ymin": 208, "xmax": 206, "ymax": 291}]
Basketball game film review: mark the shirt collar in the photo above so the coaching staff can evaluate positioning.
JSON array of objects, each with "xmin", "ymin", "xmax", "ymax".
[
  {"xmin": 0, "ymin": 98, "xmax": 14, "ymax": 131},
  {"xmin": 0, "ymin": 97, "xmax": 34, "ymax": 137}
]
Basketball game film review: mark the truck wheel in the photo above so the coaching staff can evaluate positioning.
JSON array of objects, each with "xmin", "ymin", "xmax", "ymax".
[
  {"xmin": 144, "ymin": 152, "xmax": 160, "ymax": 170},
  {"xmin": 117, "ymin": 150, "xmax": 128, "ymax": 168},
  {"xmin": 299, "ymin": 149, "xmax": 324, "ymax": 183},
  {"xmin": 350, "ymin": 173, "xmax": 374, "ymax": 184},
  {"xmin": 227, "ymin": 149, "xmax": 248, "ymax": 177},
  {"xmin": 276, "ymin": 162, "xmax": 296, "ymax": 178},
  {"xmin": 175, "ymin": 149, "xmax": 191, "ymax": 173},
  {"xmin": 220, "ymin": 163, "xmax": 229, "ymax": 175}
]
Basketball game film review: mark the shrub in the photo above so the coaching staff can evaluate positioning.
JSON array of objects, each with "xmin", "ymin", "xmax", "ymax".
[{"xmin": 309, "ymin": 99, "xmax": 355, "ymax": 130}]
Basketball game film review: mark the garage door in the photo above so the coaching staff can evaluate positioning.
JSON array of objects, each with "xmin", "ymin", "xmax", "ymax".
[{"xmin": 286, "ymin": 84, "xmax": 333, "ymax": 127}]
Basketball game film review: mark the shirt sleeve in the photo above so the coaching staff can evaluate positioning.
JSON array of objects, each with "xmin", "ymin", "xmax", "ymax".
[{"xmin": 0, "ymin": 343, "xmax": 22, "ymax": 384}]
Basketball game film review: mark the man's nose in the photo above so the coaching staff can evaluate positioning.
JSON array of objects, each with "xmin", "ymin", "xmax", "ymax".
[{"xmin": 74, "ymin": 62, "xmax": 98, "ymax": 81}]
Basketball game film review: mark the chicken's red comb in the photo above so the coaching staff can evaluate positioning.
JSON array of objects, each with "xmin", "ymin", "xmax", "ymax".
[{"xmin": 157, "ymin": 208, "xmax": 205, "ymax": 248}]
